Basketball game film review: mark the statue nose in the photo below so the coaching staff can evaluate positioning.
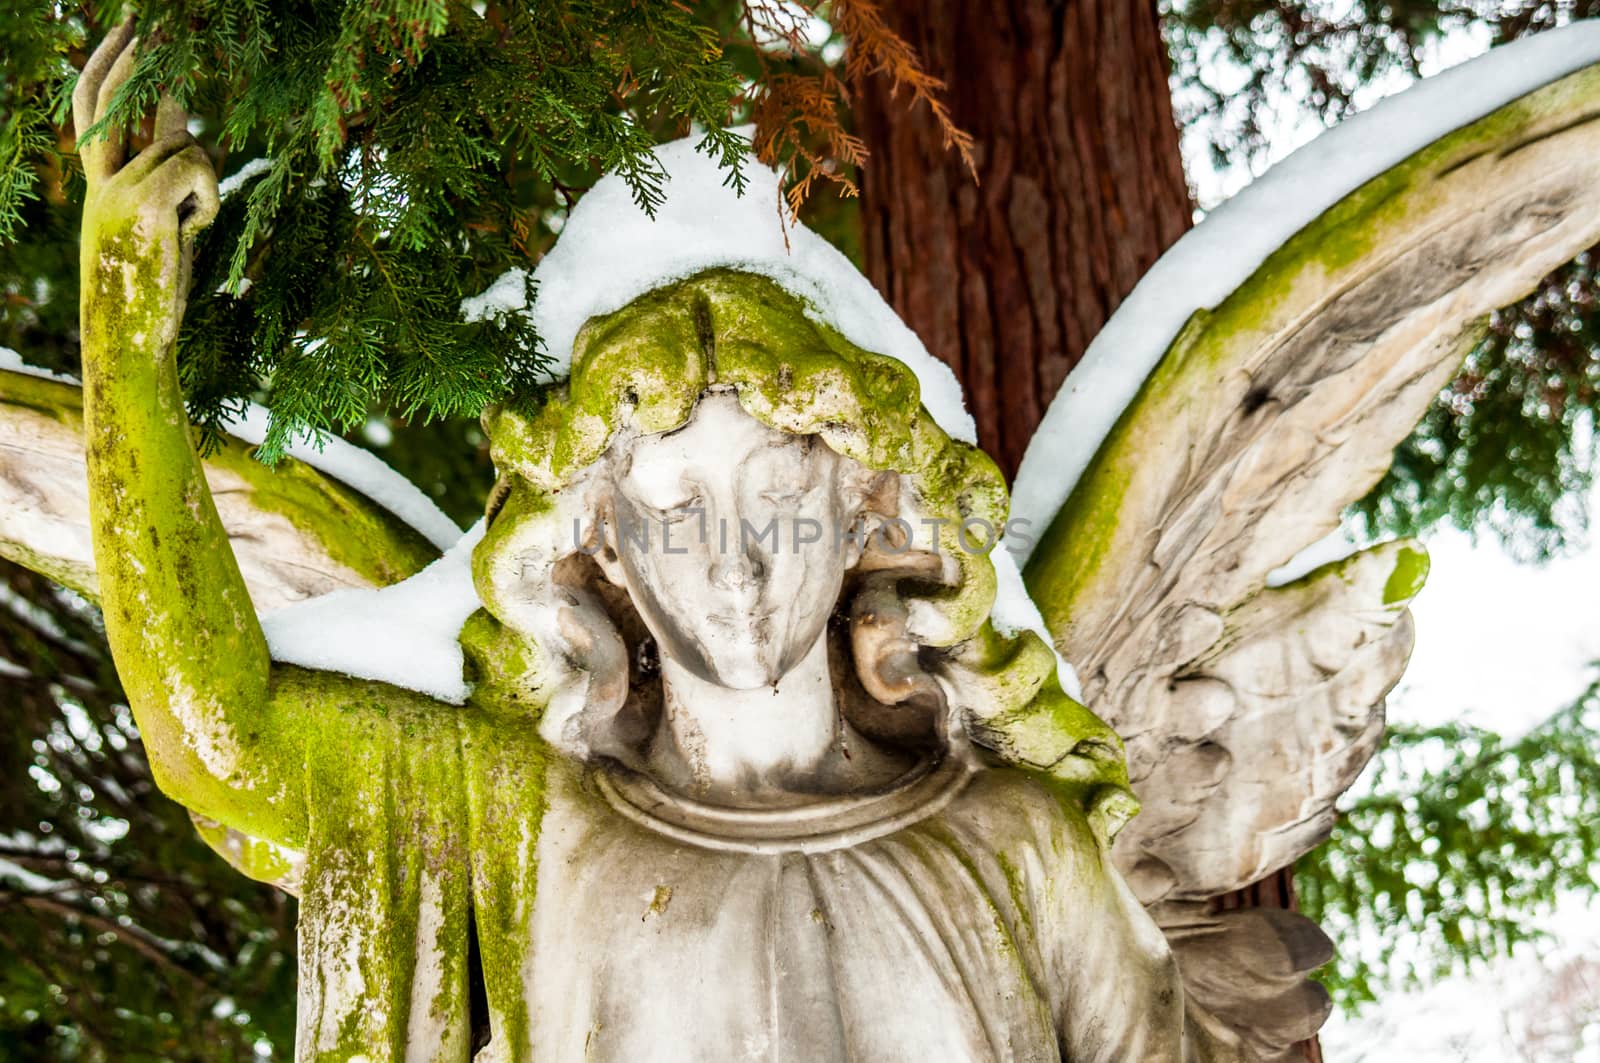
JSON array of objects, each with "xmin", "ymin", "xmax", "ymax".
[{"xmin": 709, "ymin": 554, "xmax": 760, "ymax": 591}]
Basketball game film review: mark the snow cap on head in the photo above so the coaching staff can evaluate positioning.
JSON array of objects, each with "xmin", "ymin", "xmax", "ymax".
[{"xmin": 525, "ymin": 133, "xmax": 976, "ymax": 444}]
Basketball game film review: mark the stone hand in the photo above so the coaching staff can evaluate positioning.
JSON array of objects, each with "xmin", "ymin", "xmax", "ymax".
[{"xmin": 74, "ymin": 18, "xmax": 220, "ymax": 354}]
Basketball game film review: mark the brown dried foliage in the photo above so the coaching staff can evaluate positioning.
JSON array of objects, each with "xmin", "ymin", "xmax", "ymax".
[{"xmin": 739, "ymin": 0, "xmax": 974, "ymax": 218}]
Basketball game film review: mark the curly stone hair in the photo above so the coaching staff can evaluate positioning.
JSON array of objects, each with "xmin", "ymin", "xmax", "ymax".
[{"xmin": 468, "ymin": 268, "xmax": 1136, "ymax": 840}]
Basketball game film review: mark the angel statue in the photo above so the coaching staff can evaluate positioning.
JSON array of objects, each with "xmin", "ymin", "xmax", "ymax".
[{"xmin": 9, "ymin": 16, "xmax": 1600, "ymax": 1063}]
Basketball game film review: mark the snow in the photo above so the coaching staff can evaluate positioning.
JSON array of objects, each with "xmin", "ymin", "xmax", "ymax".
[
  {"xmin": 524, "ymin": 133, "xmax": 976, "ymax": 444},
  {"xmin": 0, "ymin": 345, "xmax": 76, "ymax": 384},
  {"xmin": 1264, "ymin": 528, "xmax": 1365, "ymax": 588},
  {"xmin": 260, "ymin": 521, "xmax": 485, "ymax": 703},
  {"xmin": 230, "ymin": 20, "xmax": 1600, "ymax": 733},
  {"xmin": 220, "ymin": 405, "xmax": 461, "ymax": 551},
  {"xmin": 0, "ymin": 346, "xmax": 461, "ymax": 551},
  {"xmin": 362, "ymin": 418, "xmax": 394, "ymax": 447},
  {"xmin": 1007, "ymin": 21, "xmax": 1600, "ymax": 568},
  {"xmin": 1181, "ymin": 22, "xmax": 1498, "ymax": 210},
  {"xmin": 218, "ymin": 158, "xmax": 274, "ymax": 201},
  {"xmin": 989, "ymin": 548, "xmax": 1083, "ymax": 700},
  {"xmin": 460, "ymin": 268, "xmax": 529, "ymax": 323}
]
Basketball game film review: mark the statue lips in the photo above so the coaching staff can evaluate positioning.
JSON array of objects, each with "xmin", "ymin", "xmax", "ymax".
[
  {"xmin": 708, "ymin": 606, "xmax": 771, "ymax": 625},
  {"xmin": 696, "ymin": 602, "xmax": 782, "ymax": 690}
]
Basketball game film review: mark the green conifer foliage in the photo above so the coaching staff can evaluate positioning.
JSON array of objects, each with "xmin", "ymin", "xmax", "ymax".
[
  {"xmin": 0, "ymin": 560, "xmax": 297, "ymax": 1060},
  {"xmin": 1300, "ymin": 677, "xmax": 1600, "ymax": 1011},
  {"xmin": 5, "ymin": 1, "xmax": 758, "ymax": 459}
]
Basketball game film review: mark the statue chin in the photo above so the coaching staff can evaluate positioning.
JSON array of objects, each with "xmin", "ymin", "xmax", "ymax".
[
  {"xmin": 672, "ymin": 631, "xmax": 796, "ymax": 691},
  {"xmin": 706, "ymin": 658, "xmax": 779, "ymax": 691}
]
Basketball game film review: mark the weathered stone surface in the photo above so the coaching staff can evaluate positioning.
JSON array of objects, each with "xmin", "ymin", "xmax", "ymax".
[
  {"xmin": 12, "ymin": 23, "xmax": 1600, "ymax": 1063},
  {"xmin": 0, "ymin": 369, "xmax": 437, "ymax": 609},
  {"xmin": 1023, "ymin": 60, "xmax": 1600, "ymax": 1061},
  {"xmin": 1033, "ymin": 62, "xmax": 1600, "ymax": 897}
]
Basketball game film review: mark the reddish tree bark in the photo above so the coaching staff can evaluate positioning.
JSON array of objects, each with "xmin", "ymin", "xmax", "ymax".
[
  {"xmin": 853, "ymin": 0, "xmax": 1190, "ymax": 478},
  {"xmin": 855, "ymin": 3, "xmax": 1318, "ymax": 1058}
]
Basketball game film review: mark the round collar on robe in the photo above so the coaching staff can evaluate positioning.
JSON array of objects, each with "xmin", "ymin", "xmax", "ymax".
[{"xmin": 596, "ymin": 753, "xmax": 976, "ymax": 855}]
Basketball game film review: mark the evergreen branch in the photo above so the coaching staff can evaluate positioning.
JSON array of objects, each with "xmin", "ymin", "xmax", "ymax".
[
  {"xmin": 6, "ymin": 1, "xmax": 942, "ymax": 462},
  {"xmin": 1300, "ymin": 671, "xmax": 1600, "ymax": 1009}
]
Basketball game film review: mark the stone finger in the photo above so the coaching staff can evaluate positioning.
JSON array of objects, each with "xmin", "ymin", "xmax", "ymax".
[
  {"xmin": 154, "ymin": 94, "xmax": 189, "ymax": 142},
  {"xmin": 72, "ymin": 17, "xmax": 137, "ymax": 180},
  {"xmin": 145, "ymin": 145, "xmax": 221, "ymax": 237},
  {"xmin": 71, "ymin": 17, "xmax": 135, "ymax": 143},
  {"xmin": 119, "ymin": 130, "xmax": 200, "ymax": 186},
  {"xmin": 177, "ymin": 149, "xmax": 222, "ymax": 239},
  {"xmin": 88, "ymin": 34, "xmax": 141, "ymax": 181}
]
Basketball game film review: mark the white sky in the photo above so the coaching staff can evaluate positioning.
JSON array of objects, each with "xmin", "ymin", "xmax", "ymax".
[
  {"xmin": 1323, "ymin": 895, "xmax": 1600, "ymax": 1060},
  {"xmin": 1397, "ymin": 517, "xmax": 1600, "ymax": 736}
]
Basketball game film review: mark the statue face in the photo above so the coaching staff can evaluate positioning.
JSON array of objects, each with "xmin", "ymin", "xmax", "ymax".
[{"xmin": 607, "ymin": 393, "xmax": 857, "ymax": 690}]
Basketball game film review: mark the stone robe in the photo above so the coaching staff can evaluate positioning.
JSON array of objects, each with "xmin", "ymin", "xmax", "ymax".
[
  {"xmin": 514, "ymin": 749, "xmax": 1186, "ymax": 1061},
  {"xmin": 292, "ymin": 704, "xmax": 1187, "ymax": 1062}
]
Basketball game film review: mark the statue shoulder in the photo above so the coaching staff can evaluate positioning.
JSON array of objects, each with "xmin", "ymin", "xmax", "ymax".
[{"xmin": 934, "ymin": 759, "xmax": 1110, "ymax": 870}]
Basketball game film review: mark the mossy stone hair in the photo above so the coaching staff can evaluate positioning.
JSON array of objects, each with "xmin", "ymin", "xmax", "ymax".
[
  {"xmin": 470, "ymin": 267, "xmax": 1137, "ymax": 843},
  {"xmin": 477, "ymin": 268, "xmax": 1008, "ymax": 644}
]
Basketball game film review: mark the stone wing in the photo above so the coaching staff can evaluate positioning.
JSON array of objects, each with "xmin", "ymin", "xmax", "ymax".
[
  {"xmin": 1014, "ymin": 58, "xmax": 1600, "ymax": 1059},
  {"xmin": 0, "ymin": 367, "xmax": 447, "ymax": 890}
]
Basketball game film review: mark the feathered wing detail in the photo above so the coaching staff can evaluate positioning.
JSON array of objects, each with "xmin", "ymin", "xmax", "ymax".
[
  {"xmin": 1115, "ymin": 541, "xmax": 1421, "ymax": 905},
  {"xmin": 1157, "ymin": 902, "xmax": 1336, "ymax": 1060},
  {"xmin": 0, "ymin": 368, "xmax": 447, "ymax": 892},
  {"xmin": 0, "ymin": 370, "xmax": 442, "ymax": 607},
  {"xmin": 1019, "ymin": 62, "xmax": 1600, "ymax": 1057}
]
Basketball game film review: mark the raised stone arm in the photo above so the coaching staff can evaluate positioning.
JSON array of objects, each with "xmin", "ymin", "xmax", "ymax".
[{"xmin": 76, "ymin": 22, "xmax": 304, "ymax": 845}]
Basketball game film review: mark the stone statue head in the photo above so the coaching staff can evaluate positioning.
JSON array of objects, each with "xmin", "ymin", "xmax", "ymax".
[
  {"xmin": 465, "ymin": 269, "xmax": 1123, "ymax": 811},
  {"xmin": 598, "ymin": 389, "xmax": 875, "ymax": 691}
]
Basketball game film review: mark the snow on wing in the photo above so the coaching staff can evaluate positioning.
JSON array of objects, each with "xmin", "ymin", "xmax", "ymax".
[{"xmin": 1018, "ymin": 57, "xmax": 1600, "ymax": 1061}]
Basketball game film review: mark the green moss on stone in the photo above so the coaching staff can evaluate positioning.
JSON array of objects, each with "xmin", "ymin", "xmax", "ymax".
[
  {"xmin": 1025, "ymin": 64, "xmax": 1600, "ymax": 636},
  {"xmin": 1383, "ymin": 543, "xmax": 1430, "ymax": 605}
]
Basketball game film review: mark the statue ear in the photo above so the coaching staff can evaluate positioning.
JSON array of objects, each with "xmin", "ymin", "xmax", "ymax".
[
  {"xmin": 588, "ymin": 501, "xmax": 627, "ymax": 587},
  {"xmin": 841, "ymin": 466, "xmax": 896, "ymax": 570}
]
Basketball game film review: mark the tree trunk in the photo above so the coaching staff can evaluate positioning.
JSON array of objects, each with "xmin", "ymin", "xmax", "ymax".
[
  {"xmin": 854, "ymin": 2, "xmax": 1317, "ymax": 1057},
  {"xmin": 853, "ymin": 0, "xmax": 1189, "ymax": 479}
]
